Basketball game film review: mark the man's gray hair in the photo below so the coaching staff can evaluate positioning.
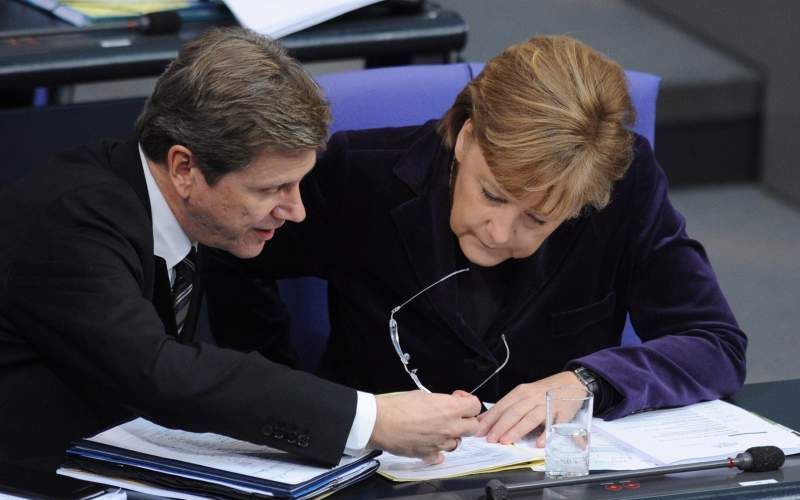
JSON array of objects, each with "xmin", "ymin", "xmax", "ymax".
[{"xmin": 136, "ymin": 27, "xmax": 330, "ymax": 184}]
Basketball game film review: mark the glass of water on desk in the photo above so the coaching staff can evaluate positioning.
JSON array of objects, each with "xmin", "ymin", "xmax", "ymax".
[{"xmin": 545, "ymin": 386, "xmax": 594, "ymax": 478}]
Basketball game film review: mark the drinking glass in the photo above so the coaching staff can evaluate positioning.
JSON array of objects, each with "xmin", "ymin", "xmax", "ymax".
[{"xmin": 545, "ymin": 386, "xmax": 593, "ymax": 478}]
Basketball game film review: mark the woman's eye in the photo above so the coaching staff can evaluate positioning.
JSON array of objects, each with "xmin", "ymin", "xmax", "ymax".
[
  {"xmin": 526, "ymin": 212, "xmax": 546, "ymax": 225},
  {"xmin": 482, "ymin": 188, "xmax": 503, "ymax": 203}
]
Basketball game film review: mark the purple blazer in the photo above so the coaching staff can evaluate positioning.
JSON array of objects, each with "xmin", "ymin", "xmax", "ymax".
[{"xmin": 206, "ymin": 122, "xmax": 747, "ymax": 419}]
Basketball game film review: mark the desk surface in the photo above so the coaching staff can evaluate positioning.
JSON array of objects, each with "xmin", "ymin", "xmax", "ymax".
[
  {"xmin": 329, "ymin": 378, "xmax": 800, "ymax": 500},
  {"xmin": 0, "ymin": 0, "xmax": 467, "ymax": 88}
]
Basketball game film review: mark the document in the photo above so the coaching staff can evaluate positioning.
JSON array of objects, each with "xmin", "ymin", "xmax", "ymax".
[
  {"xmin": 594, "ymin": 399, "xmax": 800, "ymax": 465},
  {"xmin": 378, "ymin": 399, "xmax": 800, "ymax": 481},
  {"xmin": 221, "ymin": 0, "xmax": 382, "ymax": 38},
  {"xmin": 515, "ymin": 430, "xmax": 659, "ymax": 472},
  {"xmin": 378, "ymin": 436, "xmax": 544, "ymax": 482},
  {"xmin": 58, "ymin": 418, "xmax": 379, "ymax": 499}
]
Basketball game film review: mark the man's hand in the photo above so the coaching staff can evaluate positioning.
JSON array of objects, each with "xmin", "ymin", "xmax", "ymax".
[
  {"xmin": 475, "ymin": 371, "xmax": 584, "ymax": 446},
  {"xmin": 368, "ymin": 391, "xmax": 481, "ymax": 464}
]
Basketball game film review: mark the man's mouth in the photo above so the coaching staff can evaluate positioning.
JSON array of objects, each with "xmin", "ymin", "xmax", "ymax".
[{"xmin": 252, "ymin": 228, "xmax": 275, "ymax": 241}]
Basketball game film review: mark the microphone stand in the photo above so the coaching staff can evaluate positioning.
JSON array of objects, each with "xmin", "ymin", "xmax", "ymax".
[{"xmin": 485, "ymin": 446, "xmax": 785, "ymax": 499}]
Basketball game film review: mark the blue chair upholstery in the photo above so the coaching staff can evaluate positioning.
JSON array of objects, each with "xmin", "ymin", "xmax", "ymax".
[{"xmin": 281, "ymin": 63, "xmax": 659, "ymax": 369}]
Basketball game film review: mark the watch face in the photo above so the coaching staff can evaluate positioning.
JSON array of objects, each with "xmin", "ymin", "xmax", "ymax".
[{"xmin": 574, "ymin": 368, "xmax": 597, "ymax": 390}]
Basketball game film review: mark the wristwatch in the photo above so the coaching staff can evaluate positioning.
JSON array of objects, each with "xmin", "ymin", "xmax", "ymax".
[{"xmin": 573, "ymin": 366, "xmax": 600, "ymax": 395}]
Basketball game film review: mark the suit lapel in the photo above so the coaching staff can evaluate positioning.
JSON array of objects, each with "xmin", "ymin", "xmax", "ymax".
[
  {"xmin": 391, "ymin": 129, "xmax": 492, "ymax": 360},
  {"xmin": 108, "ymin": 139, "xmax": 186, "ymax": 339},
  {"xmin": 487, "ymin": 217, "xmax": 587, "ymax": 342},
  {"xmin": 108, "ymin": 139, "xmax": 152, "ymax": 220}
]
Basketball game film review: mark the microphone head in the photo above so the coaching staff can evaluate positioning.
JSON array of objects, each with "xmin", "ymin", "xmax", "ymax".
[
  {"xmin": 138, "ymin": 11, "xmax": 182, "ymax": 35},
  {"xmin": 742, "ymin": 446, "xmax": 785, "ymax": 472}
]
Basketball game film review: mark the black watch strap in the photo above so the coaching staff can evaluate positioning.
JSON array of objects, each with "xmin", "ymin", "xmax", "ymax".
[{"xmin": 573, "ymin": 366, "xmax": 600, "ymax": 395}]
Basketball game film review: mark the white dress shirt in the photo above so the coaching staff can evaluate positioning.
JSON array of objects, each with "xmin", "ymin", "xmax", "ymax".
[{"xmin": 138, "ymin": 145, "xmax": 376, "ymax": 453}]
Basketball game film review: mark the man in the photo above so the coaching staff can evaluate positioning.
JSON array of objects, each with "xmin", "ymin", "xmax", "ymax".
[{"xmin": 0, "ymin": 28, "xmax": 480, "ymax": 470}]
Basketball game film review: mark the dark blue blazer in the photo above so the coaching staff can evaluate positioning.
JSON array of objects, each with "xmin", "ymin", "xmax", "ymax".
[{"xmin": 207, "ymin": 121, "xmax": 747, "ymax": 419}]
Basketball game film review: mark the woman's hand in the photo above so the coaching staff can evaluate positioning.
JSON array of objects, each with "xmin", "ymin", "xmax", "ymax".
[{"xmin": 471, "ymin": 371, "xmax": 585, "ymax": 447}]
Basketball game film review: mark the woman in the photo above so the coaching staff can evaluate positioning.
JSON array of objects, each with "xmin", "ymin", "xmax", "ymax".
[{"xmin": 206, "ymin": 35, "xmax": 746, "ymax": 446}]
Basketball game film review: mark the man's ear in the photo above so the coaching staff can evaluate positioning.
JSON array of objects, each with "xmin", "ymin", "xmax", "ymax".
[
  {"xmin": 454, "ymin": 119, "xmax": 473, "ymax": 163},
  {"xmin": 165, "ymin": 145, "xmax": 196, "ymax": 199}
]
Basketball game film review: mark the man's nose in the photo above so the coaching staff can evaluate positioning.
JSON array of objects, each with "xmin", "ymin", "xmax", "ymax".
[{"xmin": 273, "ymin": 184, "xmax": 306, "ymax": 223}]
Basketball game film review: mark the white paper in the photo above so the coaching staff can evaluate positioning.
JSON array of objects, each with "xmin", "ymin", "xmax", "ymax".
[
  {"xmin": 377, "ymin": 436, "xmax": 543, "ymax": 481},
  {"xmin": 60, "ymin": 462, "xmax": 377, "ymax": 500},
  {"xmin": 85, "ymin": 418, "xmax": 367, "ymax": 485},
  {"xmin": 59, "ymin": 468, "xmax": 215, "ymax": 500},
  {"xmin": 221, "ymin": 0, "xmax": 383, "ymax": 38},
  {"xmin": 512, "ymin": 427, "xmax": 659, "ymax": 471},
  {"xmin": 594, "ymin": 400, "xmax": 800, "ymax": 465}
]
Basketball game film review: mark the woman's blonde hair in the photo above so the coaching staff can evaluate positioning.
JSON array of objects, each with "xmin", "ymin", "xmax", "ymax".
[{"xmin": 438, "ymin": 35, "xmax": 635, "ymax": 219}]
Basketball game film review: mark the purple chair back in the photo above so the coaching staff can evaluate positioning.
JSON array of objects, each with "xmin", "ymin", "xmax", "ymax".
[
  {"xmin": 317, "ymin": 63, "xmax": 660, "ymax": 146},
  {"xmin": 282, "ymin": 64, "xmax": 659, "ymax": 369}
]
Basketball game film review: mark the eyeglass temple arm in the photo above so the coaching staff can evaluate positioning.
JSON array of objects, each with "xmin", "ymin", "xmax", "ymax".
[
  {"xmin": 469, "ymin": 334, "xmax": 510, "ymax": 395},
  {"xmin": 392, "ymin": 268, "xmax": 470, "ymax": 314},
  {"xmin": 390, "ymin": 313, "xmax": 432, "ymax": 393},
  {"xmin": 389, "ymin": 267, "xmax": 469, "ymax": 395}
]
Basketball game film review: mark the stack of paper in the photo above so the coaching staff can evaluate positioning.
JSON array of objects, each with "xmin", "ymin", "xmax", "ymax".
[
  {"xmin": 220, "ymin": 0, "xmax": 382, "ymax": 38},
  {"xmin": 18, "ymin": 0, "xmax": 222, "ymax": 27},
  {"xmin": 594, "ymin": 399, "xmax": 800, "ymax": 466},
  {"xmin": 58, "ymin": 418, "xmax": 379, "ymax": 499},
  {"xmin": 378, "ymin": 437, "xmax": 544, "ymax": 482}
]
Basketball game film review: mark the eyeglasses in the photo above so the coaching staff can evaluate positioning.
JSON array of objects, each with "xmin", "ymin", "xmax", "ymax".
[{"xmin": 389, "ymin": 268, "xmax": 510, "ymax": 394}]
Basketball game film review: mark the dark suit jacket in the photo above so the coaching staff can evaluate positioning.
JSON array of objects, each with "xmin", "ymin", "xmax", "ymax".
[
  {"xmin": 206, "ymin": 122, "xmax": 747, "ymax": 419},
  {"xmin": 0, "ymin": 139, "xmax": 357, "ymax": 467}
]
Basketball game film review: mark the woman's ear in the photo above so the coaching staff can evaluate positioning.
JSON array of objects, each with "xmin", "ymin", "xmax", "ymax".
[{"xmin": 454, "ymin": 119, "xmax": 473, "ymax": 163}]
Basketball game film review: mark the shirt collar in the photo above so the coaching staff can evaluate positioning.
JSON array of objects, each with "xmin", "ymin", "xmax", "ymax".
[{"xmin": 139, "ymin": 144, "xmax": 193, "ymax": 270}]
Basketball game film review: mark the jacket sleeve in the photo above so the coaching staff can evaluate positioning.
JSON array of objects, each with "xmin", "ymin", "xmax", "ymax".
[
  {"xmin": 569, "ymin": 138, "xmax": 747, "ymax": 419},
  {"xmin": 5, "ymin": 182, "xmax": 356, "ymax": 466}
]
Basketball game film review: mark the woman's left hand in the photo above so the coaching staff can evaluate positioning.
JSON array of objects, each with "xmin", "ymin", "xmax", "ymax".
[{"xmin": 471, "ymin": 371, "xmax": 584, "ymax": 447}]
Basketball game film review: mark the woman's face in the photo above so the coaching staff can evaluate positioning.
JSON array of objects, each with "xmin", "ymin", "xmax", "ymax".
[{"xmin": 449, "ymin": 122, "xmax": 567, "ymax": 267}]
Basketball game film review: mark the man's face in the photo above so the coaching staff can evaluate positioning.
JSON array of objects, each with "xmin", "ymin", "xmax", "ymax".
[
  {"xmin": 450, "ymin": 123, "xmax": 566, "ymax": 267},
  {"xmin": 184, "ymin": 148, "xmax": 315, "ymax": 258}
]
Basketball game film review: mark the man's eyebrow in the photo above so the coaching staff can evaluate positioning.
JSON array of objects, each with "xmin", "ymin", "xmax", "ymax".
[{"xmin": 261, "ymin": 168, "xmax": 314, "ymax": 190}]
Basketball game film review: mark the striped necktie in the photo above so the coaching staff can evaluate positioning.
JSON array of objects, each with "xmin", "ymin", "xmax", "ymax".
[{"xmin": 172, "ymin": 247, "xmax": 196, "ymax": 335}]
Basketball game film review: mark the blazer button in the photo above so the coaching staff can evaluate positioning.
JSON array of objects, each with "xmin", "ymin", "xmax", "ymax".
[
  {"xmin": 273, "ymin": 430, "xmax": 285, "ymax": 440},
  {"xmin": 261, "ymin": 424, "xmax": 274, "ymax": 436},
  {"xmin": 286, "ymin": 432, "xmax": 297, "ymax": 444},
  {"xmin": 297, "ymin": 434, "xmax": 310, "ymax": 448}
]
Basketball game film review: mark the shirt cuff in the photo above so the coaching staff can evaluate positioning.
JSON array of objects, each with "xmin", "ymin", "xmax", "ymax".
[{"xmin": 343, "ymin": 391, "xmax": 377, "ymax": 456}]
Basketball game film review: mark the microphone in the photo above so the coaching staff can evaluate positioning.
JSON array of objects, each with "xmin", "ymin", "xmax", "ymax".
[
  {"xmin": 485, "ymin": 446, "xmax": 786, "ymax": 499},
  {"xmin": 0, "ymin": 11, "xmax": 182, "ymax": 40}
]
